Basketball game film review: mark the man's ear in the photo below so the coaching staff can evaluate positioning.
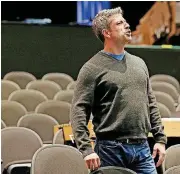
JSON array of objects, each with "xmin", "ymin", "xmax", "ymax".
[{"xmin": 102, "ymin": 29, "xmax": 110, "ymax": 38}]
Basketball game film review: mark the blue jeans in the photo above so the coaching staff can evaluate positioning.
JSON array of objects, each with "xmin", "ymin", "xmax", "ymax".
[{"xmin": 94, "ymin": 139, "xmax": 157, "ymax": 174}]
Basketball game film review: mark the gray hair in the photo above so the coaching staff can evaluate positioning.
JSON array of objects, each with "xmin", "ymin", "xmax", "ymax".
[{"xmin": 92, "ymin": 7, "xmax": 123, "ymax": 43}]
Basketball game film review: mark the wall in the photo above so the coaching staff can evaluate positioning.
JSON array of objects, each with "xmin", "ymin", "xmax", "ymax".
[{"xmin": 2, "ymin": 24, "xmax": 180, "ymax": 81}]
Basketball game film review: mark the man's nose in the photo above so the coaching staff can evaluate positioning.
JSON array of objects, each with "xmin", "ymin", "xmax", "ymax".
[{"xmin": 125, "ymin": 22, "xmax": 130, "ymax": 29}]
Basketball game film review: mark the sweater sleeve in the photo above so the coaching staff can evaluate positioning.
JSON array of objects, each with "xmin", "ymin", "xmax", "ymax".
[
  {"xmin": 143, "ymin": 62, "xmax": 167, "ymax": 144},
  {"xmin": 70, "ymin": 65, "xmax": 96, "ymax": 158}
]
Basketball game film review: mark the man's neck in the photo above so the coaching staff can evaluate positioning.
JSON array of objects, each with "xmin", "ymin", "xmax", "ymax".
[{"xmin": 103, "ymin": 41, "xmax": 125, "ymax": 55}]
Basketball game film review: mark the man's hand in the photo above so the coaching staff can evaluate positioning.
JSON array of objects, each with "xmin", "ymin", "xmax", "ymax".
[
  {"xmin": 84, "ymin": 152, "xmax": 101, "ymax": 171},
  {"xmin": 152, "ymin": 143, "xmax": 166, "ymax": 167}
]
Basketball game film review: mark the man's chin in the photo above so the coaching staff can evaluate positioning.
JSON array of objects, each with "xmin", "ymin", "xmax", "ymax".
[{"xmin": 125, "ymin": 36, "xmax": 132, "ymax": 43}]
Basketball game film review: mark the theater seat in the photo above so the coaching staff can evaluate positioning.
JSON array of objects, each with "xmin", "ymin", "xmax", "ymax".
[
  {"xmin": 3, "ymin": 71, "xmax": 36, "ymax": 89},
  {"xmin": 1, "ymin": 127, "xmax": 43, "ymax": 174},
  {"xmin": 31, "ymin": 145, "xmax": 88, "ymax": 174}
]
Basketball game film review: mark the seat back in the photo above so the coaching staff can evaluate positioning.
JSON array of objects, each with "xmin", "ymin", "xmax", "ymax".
[
  {"xmin": 1, "ymin": 80, "xmax": 20, "ymax": 100},
  {"xmin": 26, "ymin": 80, "xmax": 61, "ymax": 99},
  {"xmin": 153, "ymin": 91, "xmax": 176, "ymax": 112},
  {"xmin": 1, "ymin": 100, "xmax": 27, "ymax": 126},
  {"xmin": 17, "ymin": 113, "xmax": 59, "ymax": 144},
  {"xmin": 151, "ymin": 82, "xmax": 179, "ymax": 102},
  {"xmin": 157, "ymin": 102, "xmax": 171, "ymax": 118},
  {"xmin": 66, "ymin": 81, "xmax": 76, "ymax": 90},
  {"xmin": 3, "ymin": 71, "xmax": 36, "ymax": 89},
  {"xmin": 9, "ymin": 89, "xmax": 48, "ymax": 112},
  {"xmin": 163, "ymin": 144, "xmax": 180, "ymax": 171},
  {"xmin": 150, "ymin": 74, "xmax": 180, "ymax": 92},
  {"xmin": 1, "ymin": 127, "xmax": 43, "ymax": 169},
  {"xmin": 35, "ymin": 100, "xmax": 71, "ymax": 124},
  {"xmin": 54, "ymin": 90, "xmax": 74, "ymax": 104},
  {"xmin": 31, "ymin": 145, "xmax": 88, "ymax": 174},
  {"xmin": 164, "ymin": 165, "xmax": 180, "ymax": 174},
  {"xmin": 42, "ymin": 73, "xmax": 74, "ymax": 90}
]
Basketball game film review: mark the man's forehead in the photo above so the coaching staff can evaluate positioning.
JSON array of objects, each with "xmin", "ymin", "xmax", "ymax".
[{"xmin": 108, "ymin": 14, "xmax": 124, "ymax": 24}]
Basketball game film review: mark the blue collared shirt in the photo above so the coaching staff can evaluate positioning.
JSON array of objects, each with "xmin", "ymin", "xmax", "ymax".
[{"xmin": 102, "ymin": 50, "xmax": 125, "ymax": 60}]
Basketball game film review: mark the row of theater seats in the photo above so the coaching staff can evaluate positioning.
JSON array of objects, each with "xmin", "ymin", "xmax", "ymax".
[
  {"xmin": 2, "ymin": 72, "xmax": 76, "ymax": 101},
  {"xmin": 2, "ymin": 72, "xmax": 180, "ymax": 122},
  {"xmin": 1, "ymin": 72, "xmax": 76, "ymax": 129},
  {"xmin": 2, "ymin": 100, "xmax": 71, "ymax": 127},
  {"xmin": 1, "ymin": 127, "xmax": 88, "ymax": 174},
  {"xmin": 3, "ymin": 71, "xmax": 75, "ymax": 90},
  {"xmin": 1, "ymin": 126, "xmax": 140, "ymax": 174},
  {"xmin": 1, "ymin": 84, "xmax": 74, "ymax": 105},
  {"xmin": 1, "ymin": 113, "xmax": 64, "ymax": 144},
  {"xmin": 1, "ymin": 72, "xmax": 180, "ymax": 130},
  {"xmin": 149, "ymin": 74, "xmax": 180, "ymax": 118},
  {"xmin": 2, "ymin": 127, "xmax": 180, "ymax": 174}
]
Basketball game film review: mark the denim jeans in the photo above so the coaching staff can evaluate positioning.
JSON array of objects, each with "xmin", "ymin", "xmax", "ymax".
[{"xmin": 94, "ymin": 139, "xmax": 157, "ymax": 174}]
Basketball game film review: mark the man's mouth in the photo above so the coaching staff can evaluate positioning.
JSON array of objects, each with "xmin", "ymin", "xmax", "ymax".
[
  {"xmin": 125, "ymin": 30, "xmax": 131, "ymax": 36},
  {"xmin": 126, "ymin": 29, "xmax": 131, "ymax": 33}
]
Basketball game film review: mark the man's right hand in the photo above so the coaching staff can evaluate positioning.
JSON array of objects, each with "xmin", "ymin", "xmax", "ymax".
[{"xmin": 84, "ymin": 152, "xmax": 101, "ymax": 171}]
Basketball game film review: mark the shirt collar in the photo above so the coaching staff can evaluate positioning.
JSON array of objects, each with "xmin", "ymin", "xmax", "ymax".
[{"xmin": 101, "ymin": 50, "xmax": 125, "ymax": 60}]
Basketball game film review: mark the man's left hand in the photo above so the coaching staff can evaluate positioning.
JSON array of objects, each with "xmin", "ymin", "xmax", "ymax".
[{"xmin": 152, "ymin": 143, "xmax": 166, "ymax": 167}]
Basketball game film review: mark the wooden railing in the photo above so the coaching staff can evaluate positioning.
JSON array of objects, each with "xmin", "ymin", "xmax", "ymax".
[{"xmin": 54, "ymin": 118, "xmax": 180, "ymax": 142}]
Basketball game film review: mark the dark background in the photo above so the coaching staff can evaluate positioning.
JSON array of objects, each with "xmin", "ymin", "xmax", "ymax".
[
  {"xmin": 2, "ymin": 24, "xmax": 180, "ymax": 81},
  {"xmin": 1, "ymin": 1, "xmax": 155, "ymax": 31},
  {"xmin": 2, "ymin": 1, "xmax": 180, "ymax": 81}
]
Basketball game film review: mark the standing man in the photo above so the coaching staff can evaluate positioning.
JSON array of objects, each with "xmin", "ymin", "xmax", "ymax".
[{"xmin": 70, "ymin": 7, "xmax": 167, "ymax": 174}]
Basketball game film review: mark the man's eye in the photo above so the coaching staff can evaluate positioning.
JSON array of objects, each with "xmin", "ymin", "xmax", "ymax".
[{"xmin": 117, "ymin": 21, "xmax": 123, "ymax": 25}]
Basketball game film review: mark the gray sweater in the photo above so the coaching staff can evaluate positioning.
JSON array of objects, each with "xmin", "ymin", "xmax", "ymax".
[{"xmin": 70, "ymin": 51, "xmax": 167, "ymax": 158}]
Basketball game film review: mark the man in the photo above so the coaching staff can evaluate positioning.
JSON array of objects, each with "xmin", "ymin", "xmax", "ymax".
[{"xmin": 70, "ymin": 7, "xmax": 167, "ymax": 174}]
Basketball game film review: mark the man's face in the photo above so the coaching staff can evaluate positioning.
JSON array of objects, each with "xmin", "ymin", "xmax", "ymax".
[{"xmin": 107, "ymin": 14, "xmax": 132, "ymax": 43}]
